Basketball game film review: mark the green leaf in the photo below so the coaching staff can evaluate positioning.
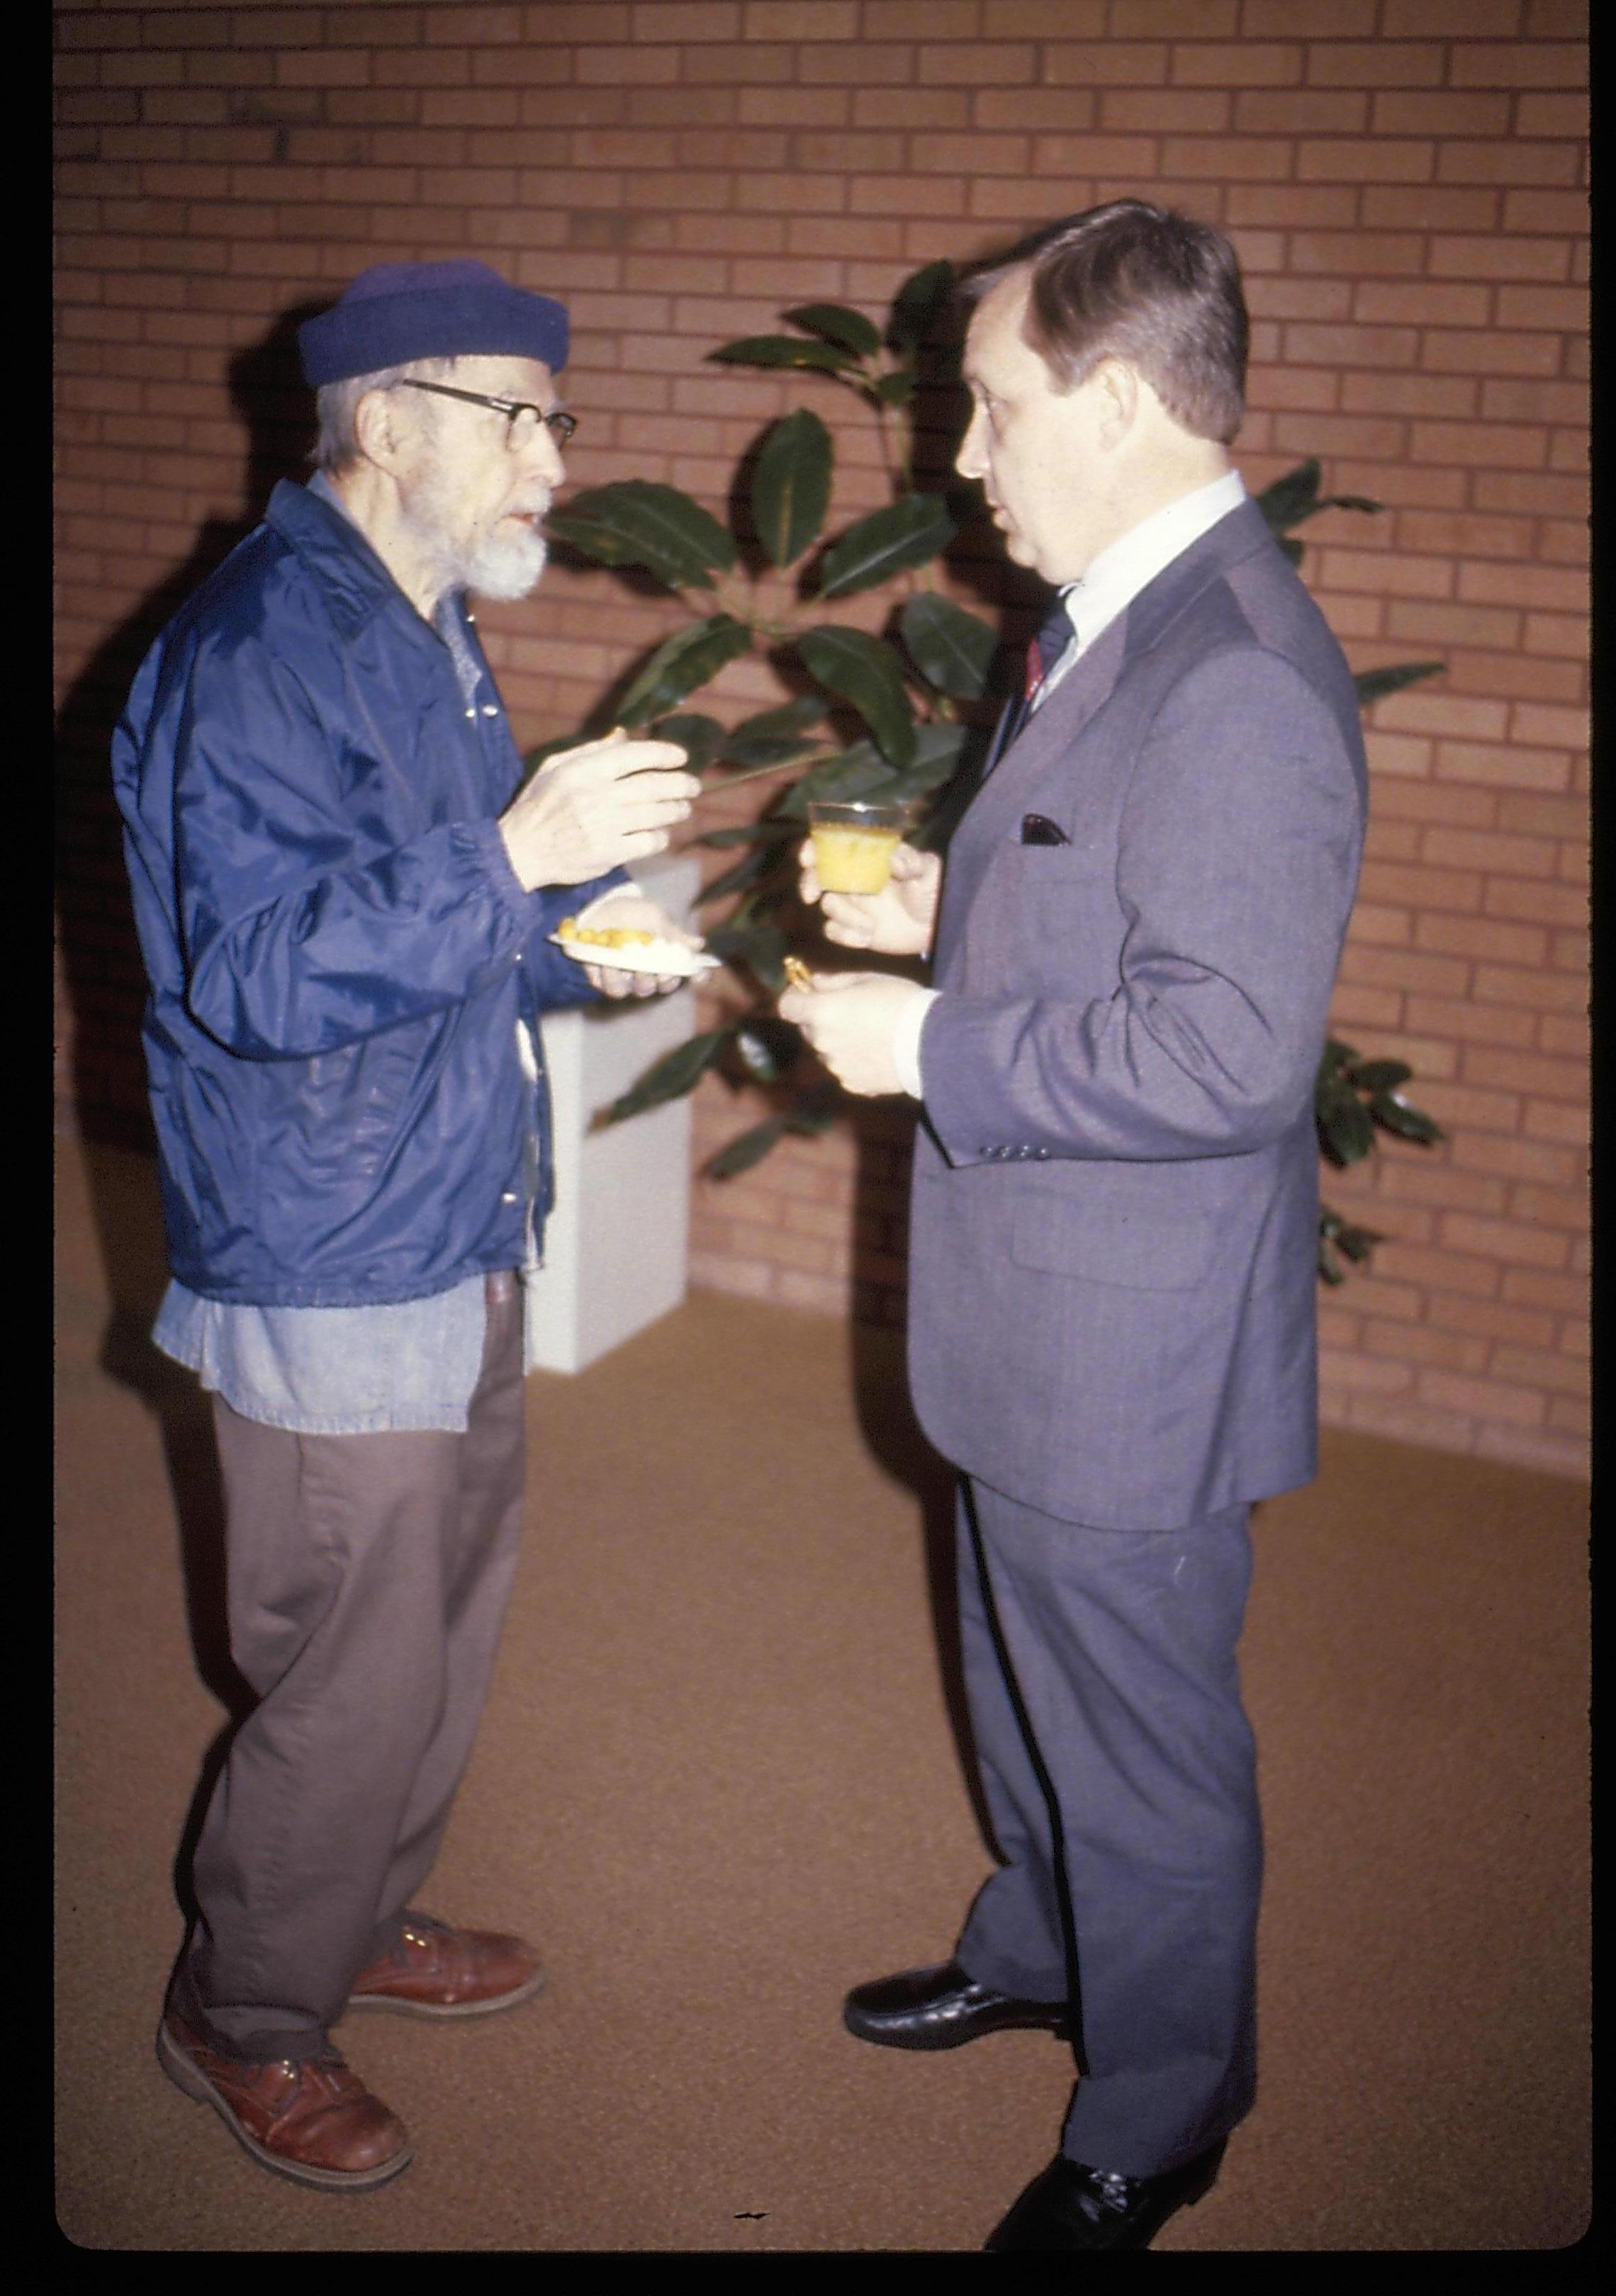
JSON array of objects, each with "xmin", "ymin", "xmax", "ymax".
[
  {"xmin": 721, "ymin": 695, "xmax": 829, "ymax": 767},
  {"xmin": 1319, "ymin": 1201, "xmax": 1386, "ymax": 1280},
  {"xmin": 889, "ymin": 259, "xmax": 955, "ymax": 353},
  {"xmin": 817, "ymin": 493, "xmax": 956, "ymax": 599},
  {"xmin": 1370, "ymin": 1093, "xmax": 1445, "ymax": 1146},
  {"xmin": 1255, "ymin": 461, "xmax": 1323, "ymax": 536},
  {"xmin": 778, "ymin": 721, "xmax": 965, "ymax": 816},
  {"xmin": 1335, "ymin": 1220, "xmax": 1385, "ymax": 1262},
  {"xmin": 697, "ymin": 842, "xmax": 788, "ymax": 905},
  {"xmin": 882, "ymin": 720, "xmax": 967, "ymax": 799},
  {"xmin": 1347, "ymin": 1059, "xmax": 1413, "ymax": 1092},
  {"xmin": 732, "ymin": 1015, "xmax": 804, "ymax": 1084},
  {"xmin": 1257, "ymin": 460, "xmax": 1386, "ymax": 550},
  {"xmin": 604, "ymin": 1029, "xmax": 728, "ymax": 1122},
  {"xmin": 784, "ymin": 1081, "xmax": 843, "ymax": 1136},
  {"xmin": 1315, "ymin": 1040, "xmax": 1359, "ymax": 1101},
  {"xmin": 1354, "ymin": 661, "xmax": 1444, "ymax": 710},
  {"xmin": 750, "ymin": 408, "xmax": 834, "ymax": 568},
  {"xmin": 711, "ymin": 335, "xmax": 859, "ymax": 373},
  {"xmin": 719, "ymin": 732, "xmax": 823, "ymax": 771},
  {"xmin": 794, "ymin": 625, "xmax": 917, "ymax": 770},
  {"xmin": 616, "ymin": 614, "xmax": 753, "ymax": 726},
  {"xmin": 545, "ymin": 480, "xmax": 736, "ymax": 591},
  {"xmin": 706, "ymin": 916, "xmax": 790, "ymax": 991},
  {"xmin": 725, "ymin": 697, "xmax": 826, "ymax": 748},
  {"xmin": 899, "ymin": 593, "xmax": 998, "ymax": 699},
  {"xmin": 873, "ymin": 370, "xmax": 916, "ymax": 405},
  {"xmin": 705, "ymin": 1116, "xmax": 789, "ymax": 1180},
  {"xmin": 778, "ymin": 736, "xmax": 887, "ymax": 814},
  {"xmin": 1318, "ymin": 1088, "xmax": 1377, "ymax": 1168},
  {"xmin": 784, "ymin": 303, "xmax": 882, "ymax": 359},
  {"xmin": 651, "ymin": 712, "xmax": 726, "ymax": 771},
  {"xmin": 542, "ymin": 514, "xmax": 641, "ymax": 571},
  {"xmin": 698, "ymin": 819, "xmax": 801, "ymax": 848}
]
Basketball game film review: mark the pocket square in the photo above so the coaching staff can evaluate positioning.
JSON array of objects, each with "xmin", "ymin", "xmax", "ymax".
[{"xmin": 1020, "ymin": 813, "xmax": 1070, "ymax": 846}]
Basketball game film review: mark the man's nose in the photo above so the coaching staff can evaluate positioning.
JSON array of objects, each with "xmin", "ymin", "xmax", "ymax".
[
  {"xmin": 955, "ymin": 406, "xmax": 987, "ymax": 481},
  {"xmin": 522, "ymin": 424, "xmax": 566, "ymax": 484}
]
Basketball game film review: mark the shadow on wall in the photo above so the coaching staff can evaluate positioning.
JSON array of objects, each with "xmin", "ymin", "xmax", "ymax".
[
  {"xmin": 55, "ymin": 300, "xmax": 328, "ymax": 1157},
  {"xmin": 56, "ymin": 307, "xmax": 331, "ymax": 1928}
]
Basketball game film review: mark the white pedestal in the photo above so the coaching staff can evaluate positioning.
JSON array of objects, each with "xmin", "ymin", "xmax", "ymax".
[{"xmin": 522, "ymin": 852, "xmax": 702, "ymax": 1373}]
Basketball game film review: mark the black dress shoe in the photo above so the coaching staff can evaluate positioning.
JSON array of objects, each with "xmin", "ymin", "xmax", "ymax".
[
  {"xmin": 984, "ymin": 2141, "xmax": 1228, "ymax": 2251},
  {"xmin": 842, "ymin": 1960, "xmax": 1068, "ymax": 2051}
]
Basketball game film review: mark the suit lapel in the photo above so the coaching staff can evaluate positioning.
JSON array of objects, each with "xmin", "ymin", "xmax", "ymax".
[
  {"xmin": 934, "ymin": 614, "xmax": 1129, "ymax": 975},
  {"xmin": 932, "ymin": 500, "xmax": 1281, "ymax": 975}
]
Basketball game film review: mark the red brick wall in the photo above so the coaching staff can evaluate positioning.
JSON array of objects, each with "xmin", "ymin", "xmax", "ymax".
[{"xmin": 55, "ymin": 0, "xmax": 1588, "ymax": 1478}]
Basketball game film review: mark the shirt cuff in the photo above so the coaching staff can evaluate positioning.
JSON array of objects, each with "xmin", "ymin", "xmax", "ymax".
[{"xmin": 892, "ymin": 986, "xmax": 940, "ymax": 1100}]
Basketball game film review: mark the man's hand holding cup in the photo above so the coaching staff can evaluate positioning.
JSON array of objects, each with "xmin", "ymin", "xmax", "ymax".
[{"xmin": 801, "ymin": 802, "xmax": 941, "ymax": 959}]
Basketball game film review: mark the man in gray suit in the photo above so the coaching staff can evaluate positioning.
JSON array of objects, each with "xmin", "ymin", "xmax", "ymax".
[{"xmin": 781, "ymin": 202, "xmax": 1367, "ymax": 2251}]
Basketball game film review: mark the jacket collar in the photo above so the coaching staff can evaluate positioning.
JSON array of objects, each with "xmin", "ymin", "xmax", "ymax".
[
  {"xmin": 1118, "ymin": 494, "xmax": 1276, "ymax": 668},
  {"xmin": 263, "ymin": 476, "xmax": 427, "ymax": 641},
  {"xmin": 965, "ymin": 499, "xmax": 1276, "ymax": 803}
]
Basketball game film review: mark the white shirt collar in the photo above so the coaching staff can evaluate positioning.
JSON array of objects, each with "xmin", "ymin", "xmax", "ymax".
[{"xmin": 1056, "ymin": 467, "xmax": 1247, "ymax": 659}]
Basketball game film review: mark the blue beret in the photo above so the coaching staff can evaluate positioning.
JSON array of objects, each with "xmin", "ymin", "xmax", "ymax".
[{"xmin": 298, "ymin": 259, "xmax": 569, "ymax": 387}]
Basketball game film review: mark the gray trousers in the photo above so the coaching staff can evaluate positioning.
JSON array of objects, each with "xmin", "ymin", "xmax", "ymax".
[
  {"xmin": 170, "ymin": 1276, "xmax": 526, "ymax": 2063},
  {"xmin": 955, "ymin": 1478, "xmax": 1262, "ymax": 2180}
]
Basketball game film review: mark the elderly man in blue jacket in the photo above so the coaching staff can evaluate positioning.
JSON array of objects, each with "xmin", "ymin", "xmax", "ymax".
[{"xmin": 112, "ymin": 260, "xmax": 700, "ymax": 2192}]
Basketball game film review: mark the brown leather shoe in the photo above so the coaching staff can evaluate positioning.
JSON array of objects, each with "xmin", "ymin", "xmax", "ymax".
[
  {"xmin": 157, "ymin": 2008, "xmax": 412, "ymax": 2192},
  {"xmin": 344, "ymin": 1913, "xmax": 546, "ymax": 2020}
]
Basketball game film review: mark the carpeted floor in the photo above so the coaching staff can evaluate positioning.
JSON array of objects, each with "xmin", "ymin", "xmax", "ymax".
[{"xmin": 54, "ymin": 1137, "xmax": 1590, "ymax": 2253}]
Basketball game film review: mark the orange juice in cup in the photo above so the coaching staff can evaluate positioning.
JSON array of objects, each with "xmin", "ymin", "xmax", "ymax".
[{"xmin": 807, "ymin": 801, "xmax": 908, "ymax": 894}]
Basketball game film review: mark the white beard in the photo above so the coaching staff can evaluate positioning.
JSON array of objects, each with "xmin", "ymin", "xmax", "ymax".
[
  {"xmin": 460, "ymin": 522, "xmax": 548, "ymax": 601},
  {"xmin": 400, "ymin": 460, "xmax": 551, "ymax": 603}
]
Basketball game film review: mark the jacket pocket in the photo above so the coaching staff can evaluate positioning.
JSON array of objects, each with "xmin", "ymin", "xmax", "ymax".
[{"xmin": 1010, "ymin": 1203, "xmax": 1216, "ymax": 1292}]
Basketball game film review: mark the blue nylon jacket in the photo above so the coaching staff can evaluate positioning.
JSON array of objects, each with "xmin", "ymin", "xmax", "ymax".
[{"xmin": 111, "ymin": 477, "xmax": 620, "ymax": 1307}]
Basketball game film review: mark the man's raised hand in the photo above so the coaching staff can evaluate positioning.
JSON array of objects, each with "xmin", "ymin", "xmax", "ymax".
[
  {"xmin": 800, "ymin": 838, "xmax": 941, "ymax": 957},
  {"xmin": 500, "ymin": 726, "xmax": 700, "ymax": 891}
]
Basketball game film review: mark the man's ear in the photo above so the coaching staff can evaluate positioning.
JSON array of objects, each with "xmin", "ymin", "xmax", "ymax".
[
  {"xmin": 1090, "ymin": 359, "xmax": 1140, "ymax": 447},
  {"xmin": 352, "ymin": 386, "xmax": 415, "ymax": 478}
]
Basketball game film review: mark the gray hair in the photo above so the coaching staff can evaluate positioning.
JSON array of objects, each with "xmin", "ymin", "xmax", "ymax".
[
  {"xmin": 963, "ymin": 201, "xmax": 1249, "ymax": 444},
  {"xmin": 310, "ymin": 353, "xmax": 459, "ymax": 473}
]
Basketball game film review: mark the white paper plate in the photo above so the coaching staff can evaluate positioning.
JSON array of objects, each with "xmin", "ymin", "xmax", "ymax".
[{"xmin": 549, "ymin": 933, "xmax": 721, "ymax": 978}]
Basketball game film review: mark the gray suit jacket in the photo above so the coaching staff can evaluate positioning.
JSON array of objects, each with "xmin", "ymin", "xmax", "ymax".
[{"xmin": 908, "ymin": 500, "xmax": 1367, "ymax": 1530}]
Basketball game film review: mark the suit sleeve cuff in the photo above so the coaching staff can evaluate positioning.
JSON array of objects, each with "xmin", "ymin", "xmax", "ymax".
[{"xmin": 893, "ymin": 986, "xmax": 941, "ymax": 1100}]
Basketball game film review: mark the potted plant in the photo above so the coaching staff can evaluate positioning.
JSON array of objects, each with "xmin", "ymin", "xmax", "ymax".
[{"xmin": 538, "ymin": 268, "xmax": 1444, "ymax": 1281}]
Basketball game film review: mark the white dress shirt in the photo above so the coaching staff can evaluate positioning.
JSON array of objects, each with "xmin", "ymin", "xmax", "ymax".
[{"xmin": 890, "ymin": 468, "xmax": 1248, "ymax": 1097}]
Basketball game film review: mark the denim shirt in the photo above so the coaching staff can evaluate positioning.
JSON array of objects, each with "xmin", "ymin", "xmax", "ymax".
[
  {"xmin": 154, "ymin": 472, "xmax": 539, "ymax": 1434},
  {"xmin": 152, "ymin": 1267, "xmax": 497, "ymax": 1434}
]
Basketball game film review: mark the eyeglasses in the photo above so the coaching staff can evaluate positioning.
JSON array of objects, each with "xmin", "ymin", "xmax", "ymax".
[{"xmin": 395, "ymin": 378, "xmax": 577, "ymax": 451}]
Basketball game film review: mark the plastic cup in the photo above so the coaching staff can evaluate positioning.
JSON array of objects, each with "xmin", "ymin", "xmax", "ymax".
[{"xmin": 807, "ymin": 801, "xmax": 908, "ymax": 895}]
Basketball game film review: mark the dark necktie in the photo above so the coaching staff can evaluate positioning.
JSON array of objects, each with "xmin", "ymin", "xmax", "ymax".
[
  {"xmin": 984, "ymin": 598, "xmax": 1074, "ymax": 778},
  {"xmin": 1026, "ymin": 601, "xmax": 1074, "ymax": 699}
]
